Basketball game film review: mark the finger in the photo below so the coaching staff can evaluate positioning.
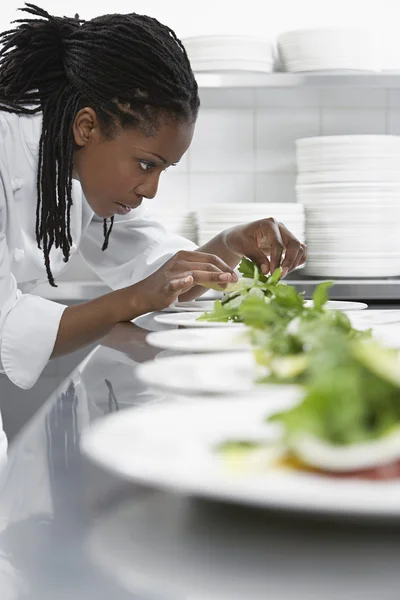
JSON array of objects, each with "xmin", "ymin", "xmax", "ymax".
[
  {"xmin": 176, "ymin": 250, "xmax": 236, "ymax": 276},
  {"xmin": 299, "ymin": 243, "xmax": 307, "ymax": 266},
  {"xmin": 286, "ymin": 246, "xmax": 305, "ymax": 275},
  {"xmin": 179, "ymin": 261, "xmax": 237, "ymax": 280},
  {"xmin": 292, "ymin": 244, "xmax": 307, "ymax": 271},
  {"xmin": 281, "ymin": 240, "xmax": 302, "ymax": 276},
  {"xmin": 278, "ymin": 222, "xmax": 303, "ymax": 252},
  {"xmin": 168, "ymin": 275, "xmax": 194, "ymax": 293},
  {"xmin": 259, "ymin": 219, "xmax": 285, "ymax": 273},
  {"xmin": 245, "ymin": 249, "xmax": 271, "ymax": 276},
  {"xmin": 183, "ymin": 270, "xmax": 236, "ymax": 286}
]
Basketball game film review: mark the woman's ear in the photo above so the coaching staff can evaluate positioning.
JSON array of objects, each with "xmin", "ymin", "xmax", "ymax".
[{"xmin": 72, "ymin": 107, "xmax": 100, "ymax": 147}]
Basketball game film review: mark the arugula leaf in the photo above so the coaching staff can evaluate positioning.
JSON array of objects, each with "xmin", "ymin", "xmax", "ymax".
[
  {"xmin": 196, "ymin": 300, "xmax": 234, "ymax": 322},
  {"xmin": 266, "ymin": 267, "xmax": 282, "ymax": 286},
  {"xmin": 269, "ymin": 283, "xmax": 305, "ymax": 310},
  {"xmin": 238, "ymin": 257, "xmax": 258, "ymax": 279},
  {"xmin": 238, "ymin": 296, "xmax": 276, "ymax": 328},
  {"xmin": 312, "ymin": 281, "xmax": 333, "ymax": 312},
  {"xmin": 268, "ymin": 334, "xmax": 400, "ymax": 446},
  {"xmin": 238, "ymin": 256, "xmax": 268, "ymax": 283}
]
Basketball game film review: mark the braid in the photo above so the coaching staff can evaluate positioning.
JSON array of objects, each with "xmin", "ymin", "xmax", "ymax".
[
  {"xmin": 101, "ymin": 217, "xmax": 114, "ymax": 252},
  {"xmin": 0, "ymin": 3, "xmax": 199, "ymax": 286}
]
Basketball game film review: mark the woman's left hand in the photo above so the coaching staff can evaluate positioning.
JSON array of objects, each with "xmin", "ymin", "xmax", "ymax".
[{"xmin": 225, "ymin": 218, "xmax": 307, "ymax": 278}]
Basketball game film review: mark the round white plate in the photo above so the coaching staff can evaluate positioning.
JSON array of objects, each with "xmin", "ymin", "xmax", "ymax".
[
  {"xmin": 81, "ymin": 395, "xmax": 400, "ymax": 518},
  {"xmin": 154, "ymin": 312, "xmax": 246, "ymax": 328},
  {"xmin": 305, "ymin": 300, "xmax": 368, "ymax": 311},
  {"xmin": 166, "ymin": 300, "xmax": 216, "ymax": 313},
  {"xmin": 158, "ymin": 301, "xmax": 367, "ymax": 325},
  {"xmin": 348, "ymin": 309, "xmax": 400, "ymax": 328},
  {"xmin": 136, "ymin": 351, "xmax": 272, "ymax": 396},
  {"xmin": 146, "ymin": 327, "xmax": 253, "ymax": 353}
]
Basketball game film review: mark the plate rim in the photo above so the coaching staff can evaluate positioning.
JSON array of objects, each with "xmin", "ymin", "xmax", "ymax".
[{"xmin": 81, "ymin": 397, "xmax": 400, "ymax": 519}]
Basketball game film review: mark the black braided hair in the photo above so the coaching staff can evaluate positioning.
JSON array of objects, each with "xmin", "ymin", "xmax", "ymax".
[{"xmin": 0, "ymin": 3, "xmax": 199, "ymax": 286}]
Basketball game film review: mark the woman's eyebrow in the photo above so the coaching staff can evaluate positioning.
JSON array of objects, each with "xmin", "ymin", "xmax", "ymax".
[{"xmin": 137, "ymin": 149, "xmax": 168, "ymax": 164}]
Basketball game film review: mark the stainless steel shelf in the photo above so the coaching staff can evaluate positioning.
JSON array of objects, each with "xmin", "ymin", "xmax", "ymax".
[
  {"xmin": 287, "ymin": 276, "xmax": 400, "ymax": 301},
  {"xmin": 196, "ymin": 72, "xmax": 400, "ymax": 89},
  {"xmin": 30, "ymin": 278, "xmax": 400, "ymax": 304}
]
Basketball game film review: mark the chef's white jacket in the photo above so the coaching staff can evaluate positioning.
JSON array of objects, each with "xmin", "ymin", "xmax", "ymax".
[{"xmin": 0, "ymin": 110, "xmax": 195, "ymax": 400}]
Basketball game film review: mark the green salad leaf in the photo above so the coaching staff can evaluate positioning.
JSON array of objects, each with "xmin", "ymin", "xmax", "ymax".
[
  {"xmin": 268, "ymin": 334, "xmax": 400, "ymax": 446},
  {"xmin": 198, "ymin": 260, "xmax": 284, "ymax": 324},
  {"xmin": 238, "ymin": 257, "xmax": 268, "ymax": 283},
  {"xmin": 312, "ymin": 281, "xmax": 333, "ymax": 312}
]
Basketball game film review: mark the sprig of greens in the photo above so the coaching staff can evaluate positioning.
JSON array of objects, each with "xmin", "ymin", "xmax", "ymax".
[
  {"xmin": 198, "ymin": 258, "xmax": 306, "ymax": 326},
  {"xmin": 269, "ymin": 335, "xmax": 400, "ymax": 446},
  {"xmin": 199, "ymin": 258, "xmax": 369, "ymax": 382},
  {"xmin": 206, "ymin": 260, "xmax": 400, "ymax": 467}
]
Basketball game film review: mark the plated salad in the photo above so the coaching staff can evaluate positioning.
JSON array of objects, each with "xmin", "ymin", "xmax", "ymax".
[
  {"xmin": 217, "ymin": 334, "xmax": 400, "ymax": 479},
  {"xmin": 203, "ymin": 258, "xmax": 400, "ymax": 480},
  {"xmin": 200, "ymin": 258, "xmax": 370, "ymax": 383},
  {"xmin": 198, "ymin": 257, "xmax": 305, "ymax": 326}
]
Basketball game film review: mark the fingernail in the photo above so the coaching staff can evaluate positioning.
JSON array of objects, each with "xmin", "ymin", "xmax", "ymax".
[
  {"xmin": 261, "ymin": 264, "xmax": 269, "ymax": 274},
  {"xmin": 231, "ymin": 271, "xmax": 238, "ymax": 282},
  {"xmin": 281, "ymin": 267, "xmax": 289, "ymax": 278},
  {"xmin": 219, "ymin": 272, "xmax": 232, "ymax": 281}
]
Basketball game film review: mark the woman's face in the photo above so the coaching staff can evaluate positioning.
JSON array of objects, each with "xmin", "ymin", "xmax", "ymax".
[{"xmin": 72, "ymin": 108, "xmax": 195, "ymax": 218}]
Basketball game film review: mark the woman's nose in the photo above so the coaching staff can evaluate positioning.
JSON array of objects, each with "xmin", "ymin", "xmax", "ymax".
[{"xmin": 136, "ymin": 173, "xmax": 160, "ymax": 200}]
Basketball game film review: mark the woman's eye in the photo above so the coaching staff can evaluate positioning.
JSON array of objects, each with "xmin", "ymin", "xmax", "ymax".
[{"xmin": 139, "ymin": 161, "xmax": 154, "ymax": 171}]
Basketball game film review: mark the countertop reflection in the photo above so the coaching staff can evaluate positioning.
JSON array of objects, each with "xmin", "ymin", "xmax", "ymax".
[{"xmin": 0, "ymin": 314, "xmax": 399, "ymax": 600}]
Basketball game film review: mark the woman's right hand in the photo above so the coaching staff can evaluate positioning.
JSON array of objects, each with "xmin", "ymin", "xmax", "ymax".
[
  {"xmin": 53, "ymin": 250, "xmax": 237, "ymax": 358},
  {"xmin": 129, "ymin": 250, "xmax": 238, "ymax": 314}
]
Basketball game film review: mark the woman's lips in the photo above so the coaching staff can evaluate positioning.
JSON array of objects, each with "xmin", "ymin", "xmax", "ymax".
[
  {"xmin": 114, "ymin": 202, "xmax": 132, "ymax": 215},
  {"xmin": 114, "ymin": 199, "xmax": 142, "ymax": 215}
]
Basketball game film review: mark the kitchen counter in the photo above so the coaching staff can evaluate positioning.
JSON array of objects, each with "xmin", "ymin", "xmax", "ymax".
[
  {"xmin": 0, "ymin": 313, "xmax": 400, "ymax": 600},
  {"xmin": 31, "ymin": 276, "xmax": 400, "ymax": 303}
]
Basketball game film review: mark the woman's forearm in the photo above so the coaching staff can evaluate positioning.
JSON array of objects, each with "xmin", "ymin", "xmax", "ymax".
[{"xmin": 51, "ymin": 287, "xmax": 141, "ymax": 358}]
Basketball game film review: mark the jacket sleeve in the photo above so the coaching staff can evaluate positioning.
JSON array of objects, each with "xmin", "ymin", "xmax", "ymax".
[
  {"xmin": 0, "ymin": 211, "xmax": 67, "ymax": 389},
  {"xmin": 78, "ymin": 206, "xmax": 197, "ymax": 290}
]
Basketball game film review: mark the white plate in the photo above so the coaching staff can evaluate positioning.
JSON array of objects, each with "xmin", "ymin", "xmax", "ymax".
[
  {"xmin": 158, "ymin": 301, "xmax": 367, "ymax": 323},
  {"xmin": 348, "ymin": 309, "xmax": 400, "ymax": 328},
  {"xmin": 81, "ymin": 395, "xmax": 400, "ymax": 518},
  {"xmin": 298, "ymin": 174, "xmax": 400, "ymax": 184},
  {"xmin": 169, "ymin": 300, "xmax": 216, "ymax": 312},
  {"xmin": 154, "ymin": 312, "xmax": 246, "ymax": 328},
  {"xmin": 305, "ymin": 300, "xmax": 368, "ymax": 311},
  {"xmin": 191, "ymin": 59, "xmax": 273, "ymax": 73},
  {"xmin": 146, "ymin": 327, "xmax": 253, "ymax": 353},
  {"xmin": 296, "ymin": 135, "xmax": 400, "ymax": 147},
  {"xmin": 136, "ymin": 351, "xmax": 269, "ymax": 396}
]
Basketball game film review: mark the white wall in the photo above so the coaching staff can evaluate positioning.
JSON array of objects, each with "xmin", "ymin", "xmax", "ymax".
[
  {"xmin": 1, "ymin": 1, "xmax": 399, "ymax": 38},
  {"xmin": 1, "ymin": 1, "xmax": 399, "ymax": 281}
]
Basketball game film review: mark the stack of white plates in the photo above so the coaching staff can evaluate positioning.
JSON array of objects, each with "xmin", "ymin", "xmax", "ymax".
[
  {"xmin": 277, "ymin": 28, "xmax": 379, "ymax": 73},
  {"xmin": 150, "ymin": 210, "xmax": 197, "ymax": 243},
  {"xmin": 296, "ymin": 135, "xmax": 400, "ymax": 277},
  {"xmin": 196, "ymin": 203, "xmax": 305, "ymax": 246},
  {"xmin": 182, "ymin": 35, "xmax": 274, "ymax": 73}
]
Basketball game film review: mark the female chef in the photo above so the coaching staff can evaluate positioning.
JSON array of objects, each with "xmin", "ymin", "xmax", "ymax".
[{"xmin": 0, "ymin": 4, "xmax": 306, "ymax": 391}]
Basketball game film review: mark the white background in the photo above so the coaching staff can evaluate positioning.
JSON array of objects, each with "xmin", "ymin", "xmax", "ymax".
[
  {"xmin": 0, "ymin": 1, "xmax": 399, "ymax": 41},
  {"xmin": 1, "ymin": 1, "xmax": 399, "ymax": 270}
]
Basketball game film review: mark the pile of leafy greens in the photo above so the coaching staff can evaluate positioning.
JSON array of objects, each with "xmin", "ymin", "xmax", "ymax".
[
  {"xmin": 269, "ymin": 334, "xmax": 400, "ymax": 447},
  {"xmin": 198, "ymin": 257, "xmax": 324, "ymax": 326},
  {"xmin": 199, "ymin": 257, "xmax": 370, "ymax": 384},
  {"xmin": 205, "ymin": 259, "xmax": 400, "ymax": 462},
  {"xmin": 217, "ymin": 336, "xmax": 400, "ymax": 467}
]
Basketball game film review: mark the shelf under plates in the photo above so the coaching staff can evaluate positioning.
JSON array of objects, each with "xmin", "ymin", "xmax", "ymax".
[{"xmin": 196, "ymin": 72, "xmax": 400, "ymax": 89}]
